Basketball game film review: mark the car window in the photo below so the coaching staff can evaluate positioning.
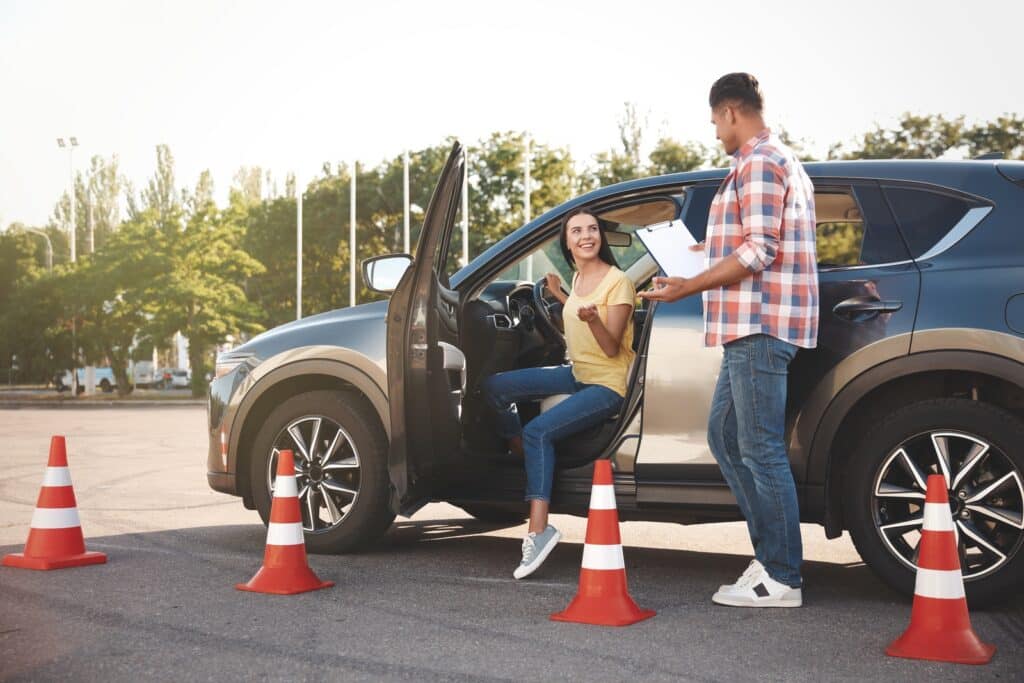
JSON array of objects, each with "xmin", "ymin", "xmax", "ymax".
[
  {"xmin": 815, "ymin": 190, "xmax": 867, "ymax": 267},
  {"xmin": 815, "ymin": 185, "xmax": 910, "ymax": 268},
  {"xmin": 882, "ymin": 186, "xmax": 972, "ymax": 259},
  {"xmin": 680, "ymin": 184, "xmax": 717, "ymax": 242}
]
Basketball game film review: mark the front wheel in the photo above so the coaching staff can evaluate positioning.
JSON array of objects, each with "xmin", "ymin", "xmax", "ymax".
[
  {"xmin": 249, "ymin": 390, "xmax": 395, "ymax": 553},
  {"xmin": 845, "ymin": 398, "xmax": 1024, "ymax": 607}
]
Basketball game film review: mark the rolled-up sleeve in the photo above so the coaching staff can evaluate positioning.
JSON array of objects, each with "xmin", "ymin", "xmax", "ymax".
[{"xmin": 735, "ymin": 155, "xmax": 786, "ymax": 273}]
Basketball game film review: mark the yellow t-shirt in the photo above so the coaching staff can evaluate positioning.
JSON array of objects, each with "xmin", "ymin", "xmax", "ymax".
[{"xmin": 563, "ymin": 266, "xmax": 636, "ymax": 397}]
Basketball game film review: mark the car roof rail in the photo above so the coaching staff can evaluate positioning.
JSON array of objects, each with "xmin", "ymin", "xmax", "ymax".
[{"xmin": 973, "ymin": 152, "xmax": 1004, "ymax": 160}]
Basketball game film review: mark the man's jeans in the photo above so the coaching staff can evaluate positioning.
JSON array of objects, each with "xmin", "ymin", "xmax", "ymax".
[
  {"xmin": 482, "ymin": 365, "xmax": 622, "ymax": 502},
  {"xmin": 708, "ymin": 334, "xmax": 803, "ymax": 588}
]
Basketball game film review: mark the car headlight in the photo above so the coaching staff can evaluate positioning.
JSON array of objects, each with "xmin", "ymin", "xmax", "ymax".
[{"xmin": 214, "ymin": 356, "xmax": 248, "ymax": 379}]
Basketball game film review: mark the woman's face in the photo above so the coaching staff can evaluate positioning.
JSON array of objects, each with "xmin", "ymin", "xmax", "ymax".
[{"xmin": 565, "ymin": 213, "xmax": 603, "ymax": 265}]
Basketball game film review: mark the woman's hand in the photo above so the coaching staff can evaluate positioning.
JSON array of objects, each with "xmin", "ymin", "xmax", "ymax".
[
  {"xmin": 545, "ymin": 272, "xmax": 562, "ymax": 293},
  {"xmin": 545, "ymin": 272, "xmax": 568, "ymax": 305},
  {"xmin": 577, "ymin": 303, "xmax": 599, "ymax": 322}
]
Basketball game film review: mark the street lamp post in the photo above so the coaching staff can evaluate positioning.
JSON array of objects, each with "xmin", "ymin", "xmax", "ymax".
[
  {"xmin": 296, "ymin": 172, "xmax": 303, "ymax": 320},
  {"xmin": 350, "ymin": 162, "xmax": 356, "ymax": 308},
  {"xmin": 25, "ymin": 228, "xmax": 53, "ymax": 273},
  {"xmin": 57, "ymin": 136, "xmax": 80, "ymax": 395},
  {"xmin": 57, "ymin": 137, "xmax": 78, "ymax": 262}
]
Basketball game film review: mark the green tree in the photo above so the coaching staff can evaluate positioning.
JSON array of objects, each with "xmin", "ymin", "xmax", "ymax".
[
  {"xmin": 962, "ymin": 114, "xmax": 1024, "ymax": 160},
  {"xmin": 829, "ymin": 113, "xmax": 965, "ymax": 159},
  {"xmin": 65, "ymin": 221, "xmax": 155, "ymax": 395},
  {"xmin": 648, "ymin": 138, "xmax": 709, "ymax": 175},
  {"xmin": 146, "ymin": 191, "xmax": 266, "ymax": 396}
]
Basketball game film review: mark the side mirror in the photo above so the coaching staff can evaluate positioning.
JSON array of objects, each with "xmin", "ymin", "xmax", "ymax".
[
  {"xmin": 605, "ymin": 230, "xmax": 632, "ymax": 248},
  {"xmin": 362, "ymin": 254, "xmax": 413, "ymax": 294}
]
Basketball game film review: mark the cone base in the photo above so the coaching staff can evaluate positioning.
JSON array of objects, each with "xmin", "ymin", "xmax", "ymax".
[
  {"xmin": 551, "ymin": 594, "xmax": 656, "ymax": 627},
  {"xmin": 886, "ymin": 630, "xmax": 995, "ymax": 665},
  {"xmin": 235, "ymin": 565, "xmax": 334, "ymax": 595},
  {"xmin": 2, "ymin": 550, "xmax": 107, "ymax": 571}
]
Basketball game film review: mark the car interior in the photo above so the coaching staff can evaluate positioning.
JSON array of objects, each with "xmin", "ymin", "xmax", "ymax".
[{"xmin": 452, "ymin": 195, "xmax": 682, "ymax": 476}]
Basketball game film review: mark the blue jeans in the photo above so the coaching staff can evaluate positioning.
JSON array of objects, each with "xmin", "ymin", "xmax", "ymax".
[
  {"xmin": 482, "ymin": 365, "xmax": 623, "ymax": 502},
  {"xmin": 707, "ymin": 334, "xmax": 803, "ymax": 588}
]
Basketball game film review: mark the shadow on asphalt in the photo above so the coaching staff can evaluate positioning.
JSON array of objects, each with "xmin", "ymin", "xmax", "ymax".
[{"xmin": 5, "ymin": 515, "xmax": 1022, "ymax": 616}]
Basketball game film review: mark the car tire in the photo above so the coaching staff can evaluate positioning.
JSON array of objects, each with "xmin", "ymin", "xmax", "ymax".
[
  {"xmin": 459, "ymin": 503, "xmax": 528, "ymax": 524},
  {"xmin": 99, "ymin": 379, "xmax": 113, "ymax": 393},
  {"xmin": 249, "ymin": 389, "xmax": 395, "ymax": 554},
  {"xmin": 844, "ymin": 398, "xmax": 1024, "ymax": 608}
]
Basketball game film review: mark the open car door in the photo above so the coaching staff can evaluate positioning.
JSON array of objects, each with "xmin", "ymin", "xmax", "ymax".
[{"xmin": 385, "ymin": 142, "xmax": 466, "ymax": 511}]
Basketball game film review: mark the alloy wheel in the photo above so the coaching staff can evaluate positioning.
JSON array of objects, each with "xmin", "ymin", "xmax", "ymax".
[
  {"xmin": 873, "ymin": 429, "xmax": 1024, "ymax": 580},
  {"xmin": 265, "ymin": 415, "xmax": 362, "ymax": 533}
]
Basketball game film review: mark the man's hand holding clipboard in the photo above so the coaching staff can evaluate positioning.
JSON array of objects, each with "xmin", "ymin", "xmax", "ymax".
[{"xmin": 639, "ymin": 242, "xmax": 705, "ymax": 303}]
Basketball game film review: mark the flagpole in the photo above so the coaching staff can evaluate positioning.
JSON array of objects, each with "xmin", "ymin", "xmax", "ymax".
[
  {"xmin": 296, "ymin": 172, "xmax": 303, "ymax": 320},
  {"xmin": 350, "ymin": 162, "xmax": 357, "ymax": 307}
]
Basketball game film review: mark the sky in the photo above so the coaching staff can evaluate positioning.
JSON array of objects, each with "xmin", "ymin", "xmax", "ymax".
[{"xmin": 1, "ymin": 0, "xmax": 1022, "ymax": 228}]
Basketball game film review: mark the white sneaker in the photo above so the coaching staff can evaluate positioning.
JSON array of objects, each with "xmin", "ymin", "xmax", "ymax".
[
  {"xmin": 513, "ymin": 525, "xmax": 561, "ymax": 580},
  {"xmin": 712, "ymin": 566, "xmax": 802, "ymax": 608},
  {"xmin": 718, "ymin": 559, "xmax": 764, "ymax": 594}
]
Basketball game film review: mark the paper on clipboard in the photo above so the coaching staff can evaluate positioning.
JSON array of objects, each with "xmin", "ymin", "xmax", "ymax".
[{"xmin": 636, "ymin": 219, "xmax": 704, "ymax": 278}]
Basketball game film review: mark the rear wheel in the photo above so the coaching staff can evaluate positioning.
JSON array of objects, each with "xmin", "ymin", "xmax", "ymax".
[
  {"xmin": 250, "ymin": 390, "xmax": 394, "ymax": 553},
  {"xmin": 845, "ymin": 398, "xmax": 1024, "ymax": 607}
]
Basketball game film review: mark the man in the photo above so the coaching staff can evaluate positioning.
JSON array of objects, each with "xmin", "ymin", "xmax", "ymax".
[{"xmin": 640, "ymin": 73, "xmax": 818, "ymax": 607}]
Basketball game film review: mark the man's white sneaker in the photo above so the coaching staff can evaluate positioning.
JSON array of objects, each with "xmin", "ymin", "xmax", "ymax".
[
  {"xmin": 718, "ymin": 559, "xmax": 764, "ymax": 594},
  {"xmin": 712, "ymin": 566, "xmax": 802, "ymax": 608}
]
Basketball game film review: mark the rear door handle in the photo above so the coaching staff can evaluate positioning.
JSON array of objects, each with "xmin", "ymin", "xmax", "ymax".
[{"xmin": 833, "ymin": 297, "xmax": 903, "ymax": 321}]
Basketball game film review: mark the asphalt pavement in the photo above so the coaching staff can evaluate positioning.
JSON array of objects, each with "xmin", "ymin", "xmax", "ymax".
[{"xmin": 1, "ymin": 407, "xmax": 1021, "ymax": 682}]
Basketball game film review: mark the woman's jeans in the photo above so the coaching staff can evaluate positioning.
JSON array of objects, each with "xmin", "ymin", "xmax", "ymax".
[
  {"xmin": 707, "ymin": 334, "xmax": 803, "ymax": 588},
  {"xmin": 482, "ymin": 365, "xmax": 623, "ymax": 502}
]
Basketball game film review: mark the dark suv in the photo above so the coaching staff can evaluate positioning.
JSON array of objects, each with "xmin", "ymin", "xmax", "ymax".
[{"xmin": 208, "ymin": 145, "xmax": 1024, "ymax": 605}]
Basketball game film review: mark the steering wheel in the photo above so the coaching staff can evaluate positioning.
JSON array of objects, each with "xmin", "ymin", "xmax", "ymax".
[{"xmin": 532, "ymin": 278, "xmax": 566, "ymax": 342}]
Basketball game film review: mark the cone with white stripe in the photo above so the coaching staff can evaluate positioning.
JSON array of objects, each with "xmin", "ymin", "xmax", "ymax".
[
  {"xmin": 551, "ymin": 460, "xmax": 655, "ymax": 626},
  {"xmin": 236, "ymin": 449, "xmax": 333, "ymax": 595},
  {"xmin": 886, "ymin": 474, "xmax": 995, "ymax": 664},
  {"xmin": 3, "ymin": 436, "xmax": 106, "ymax": 570}
]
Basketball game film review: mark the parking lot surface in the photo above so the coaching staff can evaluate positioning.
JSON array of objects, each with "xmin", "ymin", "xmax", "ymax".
[{"xmin": 1, "ymin": 407, "xmax": 1022, "ymax": 681}]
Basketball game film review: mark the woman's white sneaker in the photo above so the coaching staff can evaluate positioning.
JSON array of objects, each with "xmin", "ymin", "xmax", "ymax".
[
  {"xmin": 513, "ymin": 525, "xmax": 561, "ymax": 580},
  {"xmin": 711, "ymin": 566, "xmax": 802, "ymax": 608}
]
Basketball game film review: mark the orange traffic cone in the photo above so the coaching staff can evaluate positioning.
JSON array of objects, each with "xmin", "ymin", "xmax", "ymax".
[
  {"xmin": 551, "ymin": 460, "xmax": 655, "ymax": 626},
  {"xmin": 236, "ymin": 449, "xmax": 334, "ymax": 595},
  {"xmin": 886, "ymin": 474, "xmax": 995, "ymax": 664},
  {"xmin": 3, "ymin": 436, "xmax": 106, "ymax": 571}
]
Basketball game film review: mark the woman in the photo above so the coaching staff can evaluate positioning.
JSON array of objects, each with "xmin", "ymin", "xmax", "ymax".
[{"xmin": 482, "ymin": 207, "xmax": 636, "ymax": 579}]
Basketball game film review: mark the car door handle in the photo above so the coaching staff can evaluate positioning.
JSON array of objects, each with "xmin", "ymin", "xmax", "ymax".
[{"xmin": 833, "ymin": 297, "xmax": 903, "ymax": 320}]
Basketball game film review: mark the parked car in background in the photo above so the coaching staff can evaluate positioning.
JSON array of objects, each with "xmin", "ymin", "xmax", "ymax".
[
  {"xmin": 55, "ymin": 367, "xmax": 117, "ymax": 393},
  {"xmin": 132, "ymin": 361, "xmax": 157, "ymax": 388},
  {"xmin": 169, "ymin": 369, "xmax": 191, "ymax": 389},
  {"xmin": 208, "ymin": 145, "xmax": 1024, "ymax": 606}
]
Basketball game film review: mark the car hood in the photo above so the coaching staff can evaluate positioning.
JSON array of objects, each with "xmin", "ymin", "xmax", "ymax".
[{"xmin": 230, "ymin": 300, "xmax": 389, "ymax": 360}]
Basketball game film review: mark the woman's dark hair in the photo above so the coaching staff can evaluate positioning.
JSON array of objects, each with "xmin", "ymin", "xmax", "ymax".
[{"xmin": 559, "ymin": 207, "xmax": 619, "ymax": 270}]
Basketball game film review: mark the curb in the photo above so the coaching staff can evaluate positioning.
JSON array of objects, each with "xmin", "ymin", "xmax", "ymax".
[{"xmin": 0, "ymin": 400, "xmax": 206, "ymax": 409}]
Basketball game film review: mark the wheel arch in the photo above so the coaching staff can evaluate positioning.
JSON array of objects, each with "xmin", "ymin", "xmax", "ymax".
[
  {"xmin": 232, "ymin": 356, "xmax": 389, "ymax": 508},
  {"xmin": 809, "ymin": 349, "xmax": 1024, "ymax": 538}
]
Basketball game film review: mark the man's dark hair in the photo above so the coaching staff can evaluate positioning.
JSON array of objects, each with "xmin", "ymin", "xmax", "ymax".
[{"xmin": 709, "ymin": 72, "xmax": 764, "ymax": 114}]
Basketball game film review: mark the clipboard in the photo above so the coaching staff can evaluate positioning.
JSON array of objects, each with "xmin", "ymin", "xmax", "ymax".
[{"xmin": 636, "ymin": 219, "xmax": 705, "ymax": 278}]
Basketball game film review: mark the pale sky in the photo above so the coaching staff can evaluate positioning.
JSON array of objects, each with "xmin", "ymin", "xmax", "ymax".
[{"xmin": 1, "ymin": 0, "xmax": 1021, "ymax": 228}]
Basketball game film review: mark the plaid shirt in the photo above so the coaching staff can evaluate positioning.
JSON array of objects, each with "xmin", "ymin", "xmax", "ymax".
[{"xmin": 703, "ymin": 129, "xmax": 819, "ymax": 349}]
